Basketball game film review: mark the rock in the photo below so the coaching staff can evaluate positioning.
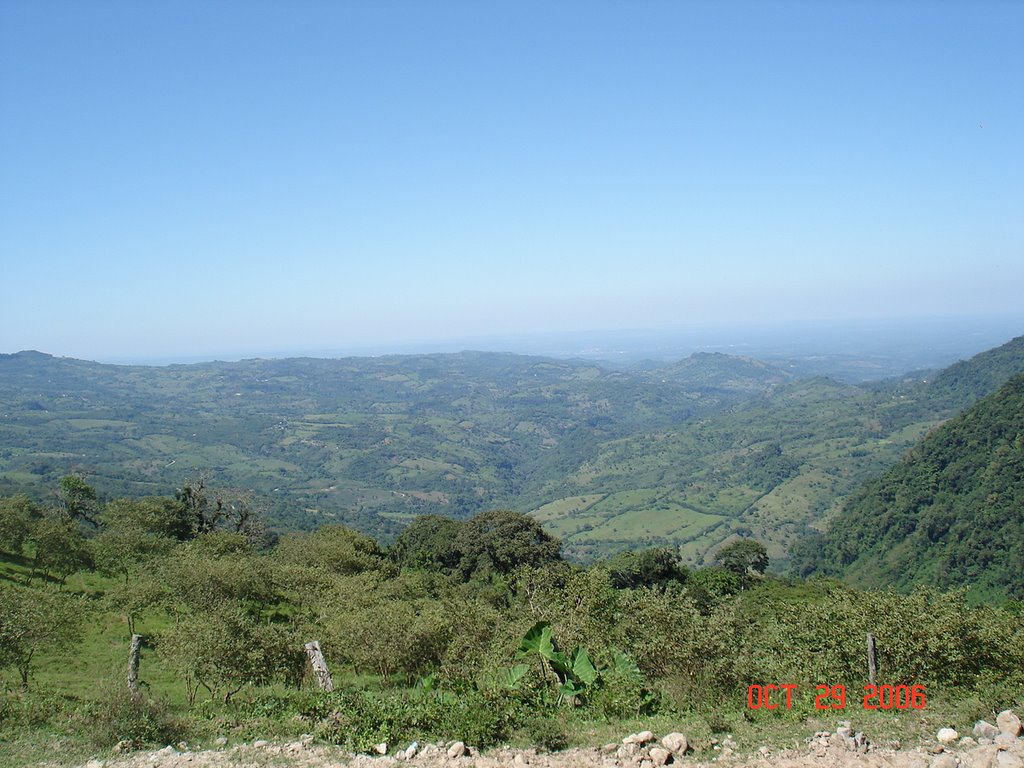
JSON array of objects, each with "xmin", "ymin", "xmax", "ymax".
[
  {"xmin": 85, "ymin": 761, "xmax": 106, "ymax": 768},
  {"xmin": 829, "ymin": 734, "xmax": 848, "ymax": 749},
  {"xmin": 157, "ymin": 746, "xmax": 176, "ymax": 755},
  {"xmin": 996, "ymin": 734, "xmax": 1019, "ymax": 748},
  {"xmin": 661, "ymin": 733, "xmax": 688, "ymax": 756},
  {"xmin": 649, "ymin": 747, "xmax": 672, "ymax": 766},
  {"xmin": 961, "ymin": 748, "xmax": 998, "ymax": 768},
  {"xmin": 514, "ymin": 754, "xmax": 529, "ymax": 766},
  {"xmin": 405, "ymin": 742, "xmax": 419, "ymax": 760},
  {"xmin": 998, "ymin": 711, "xmax": 1023, "ymax": 738},
  {"xmin": 639, "ymin": 760, "xmax": 654, "ymax": 768},
  {"xmin": 854, "ymin": 732, "xmax": 870, "ymax": 753},
  {"xmin": 962, "ymin": 738, "xmax": 981, "ymax": 749},
  {"xmin": 176, "ymin": 741, "xmax": 189, "ymax": 752},
  {"xmin": 931, "ymin": 755, "xmax": 959, "ymax": 768},
  {"xmin": 624, "ymin": 731, "xmax": 656, "ymax": 745},
  {"xmin": 996, "ymin": 753, "xmax": 1024, "ymax": 768},
  {"xmin": 113, "ymin": 740, "xmax": 132, "ymax": 754},
  {"xmin": 837, "ymin": 726, "xmax": 854, "ymax": 739},
  {"xmin": 375, "ymin": 743, "xmax": 389, "ymax": 755},
  {"xmin": 214, "ymin": 736, "xmax": 228, "ymax": 748},
  {"xmin": 447, "ymin": 741, "xmax": 466, "ymax": 759},
  {"xmin": 253, "ymin": 740, "xmax": 270, "ymax": 749},
  {"xmin": 978, "ymin": 723, "xmax": 1003, "ymax": 741},
  {"xmin": 940, "ymin": 729, "xmax": 962, "ymax": 745},
  {"xmin": 601, "ymin": 744, "xmax": 619, "ymax": 753}
]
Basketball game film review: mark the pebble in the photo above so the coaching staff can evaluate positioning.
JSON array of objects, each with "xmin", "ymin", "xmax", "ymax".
[{"xmin": 939, "ymin": 729, "xmax": 961, "ymax": 745}]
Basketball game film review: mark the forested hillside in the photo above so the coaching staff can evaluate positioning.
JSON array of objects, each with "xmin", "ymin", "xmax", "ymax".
[
  {"xmin": 2, "ymin": 337, "xmax": 1023, "ymax": 565},
  {"xmin": 791, "ymin": 374, "xmax": 1024, "ymax": 601}
]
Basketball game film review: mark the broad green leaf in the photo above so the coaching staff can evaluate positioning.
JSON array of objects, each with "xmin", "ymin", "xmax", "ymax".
[
  {"xmin": 517, "ymin": 621, "xmax": 555, "ymax": 658},
  {"xmin": 570, "ymin": 646, "xmax": 599, "ymax": 686}
]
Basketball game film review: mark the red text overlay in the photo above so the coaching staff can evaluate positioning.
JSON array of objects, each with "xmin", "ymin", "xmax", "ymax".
[{"xmin": 746, "ymin": 684, "xmax": 926, "ymax": 711}]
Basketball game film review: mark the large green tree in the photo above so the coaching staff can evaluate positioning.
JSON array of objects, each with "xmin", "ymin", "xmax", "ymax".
[{"xmin": 454, "ymin": 510, "xmax": 562, "ymax": 580}]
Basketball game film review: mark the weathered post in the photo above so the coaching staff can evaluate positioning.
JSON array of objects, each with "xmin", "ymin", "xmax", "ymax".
[
  {"xmin": 866, "ymin": 632, "xmax": 877, "ymax": 687},
  {"xmin": 304, "ymin": 640, "xmax": 334, "ymax": 692},
  {"xmin": 128, "ymin": 633, "xmax": 143, "ymax": 696}
]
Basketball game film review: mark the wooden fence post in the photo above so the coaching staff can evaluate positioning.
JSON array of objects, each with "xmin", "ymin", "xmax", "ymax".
[
  {"xmin": 866, "ymin": 632, "xmax": 877, "ymax": 686},
  {"xmin": 128, "ymin": 633, "xmax": 143, "ymax": 696},
  {"xmin": 304, "ymin": 640, "xmax": 334, "ymax": 692}
]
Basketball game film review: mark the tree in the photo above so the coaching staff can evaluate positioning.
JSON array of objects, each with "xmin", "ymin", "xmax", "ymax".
[
  {"xmin": 0, "ymin": 495, "xmax": 37, "ymax": 556},
  {"xmin": 605, "ymin": 547, "xmax": 688, "ymax": 590},
  {"xmin": 28, "ymin": 511, "xmax": 90, "ymax": 587},
  {"xmin": 157, "ymin": 605, "xmax": 303, "ymax": 704},
  {"xmin": 454, "ymin": 510, "xmax": 562, "ymax": 580},
  {"xmin": 391, "ymin": 515, "xmax": 464, "ymax": 571},
  {"xmin": 714, "ymin": 538, "xmax": 769, "ymax": 588},
  {"xmin": 0, "ymin": 583, "xmax": 83, "ymax": 687},
  {"xmin": 101, "ymin": 496, "xmax": 193, "ymax": 541},
  {"xmin": 58, "ymin": 474, "xmax": 99, "ymax": 524},
  {"xmin": 275, "ymin": 525, "xmax": 391, "ymax": 575}
]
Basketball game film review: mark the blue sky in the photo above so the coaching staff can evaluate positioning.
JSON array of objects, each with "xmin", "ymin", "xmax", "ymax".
[{"xmin": 1, "ymin": 0, "xmax": 1022, "ymax": 361}]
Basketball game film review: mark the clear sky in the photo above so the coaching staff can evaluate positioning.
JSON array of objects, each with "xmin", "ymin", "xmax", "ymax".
[{"xmin": 1, "ymin": 0, "xmax": 1022, "ymax": 362}]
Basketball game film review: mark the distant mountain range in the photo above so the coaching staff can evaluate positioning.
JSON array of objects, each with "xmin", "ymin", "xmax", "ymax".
[{"xmin": 2, "ymin": 335, "xmax": 1023, "ymax": 581}]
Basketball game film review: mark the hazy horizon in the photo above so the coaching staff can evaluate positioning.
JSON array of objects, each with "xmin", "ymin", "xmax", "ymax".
[
  {"xmin": 6, "ymin": 314, "xmax": 1019, "ymax": 382},
  {"xmin": 2, "ymin": 2, "xmax": 1021, "ymax": 362}
]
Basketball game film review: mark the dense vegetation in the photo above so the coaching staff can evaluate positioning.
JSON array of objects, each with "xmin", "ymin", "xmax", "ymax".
[
  {"xmin": 1, "ymin": 482, "xmax": 1022, "ymax": 763},
  {"xmin": 4, "ymin": 337, "xmax": 1023, "ymax": 566},
  {"xmin": 792, "ymin": 374, "xmax": 1024, "ymax": 602}
]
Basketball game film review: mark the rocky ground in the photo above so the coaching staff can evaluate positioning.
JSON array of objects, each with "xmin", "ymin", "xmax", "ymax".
[{"xmin": 68, "ymin": 710, "xmax": 1023, "ymax": 768}]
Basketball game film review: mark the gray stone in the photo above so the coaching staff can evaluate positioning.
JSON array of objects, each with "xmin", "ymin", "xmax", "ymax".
[
  {"xmin": 624, "ymin": 731, "xmax": 656, "ymax": 745},
  {"xmin": 649, "ymin": 747, "xmax": 671, "ymax": 766},
  {"xmin": 996, "ymin": 734, "xmax": 1018, "ymax": 748},
  {"xmin": 961, "ymin": 748, "xmax": 998, "ymax": 768},
  {"xmin": 375, "ymin": 743, "xmax": 389, "ymax": 755},
  {"xmin": 661, "ymin": 733, "xmax": 687, "ymax": 756},
  {"xmin": 978, "ymin": 723, "xmax": 1003, "ymax": 741},
  {"xmin": 837, "ymin": 726, "xmax": 854, "ymax": 740},
  {"xmin": 253, "ymin": 740, "xmax": 270, "ymax": 749},
  {"xmin": 931, "ymin": 755, "xmax": 959, "ymax": 768},
  {"xmin": 940, "ymin": 729, "xmax": 961, "ymax": 745},
  {"xmin": 996, "ymin": 752, "xmax": 1024, "ymax": 768},
  {"xmin": 447, "ymin": 742, "xmax": 466, "ymax": 759},
  {"xmin": 998, "ymin": 711, "xmax": 1023, "ymax": 738}
]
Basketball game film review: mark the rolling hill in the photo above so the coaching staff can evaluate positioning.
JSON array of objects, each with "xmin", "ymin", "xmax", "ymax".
[{"xmin": 2, "ymin": 335, "xmax": 1023, "ymax": 567}]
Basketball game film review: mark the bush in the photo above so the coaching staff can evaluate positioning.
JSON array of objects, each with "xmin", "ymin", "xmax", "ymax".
[
  {"xmin": 302, "ymin": 688, "xmax": 517, "ymax": 752},
  {"xmin": 519, "ymin": 715, "xmax": 568, "ymax": 752},
  {"xmin": 76, "ymin": 680, "xmax": 185, "ymax": 749}
]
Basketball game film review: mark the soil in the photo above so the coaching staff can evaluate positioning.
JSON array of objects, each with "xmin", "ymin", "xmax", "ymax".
[{"xmin": 67, "ymin": 732, "xmax": 1024, "ymax": 768}]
